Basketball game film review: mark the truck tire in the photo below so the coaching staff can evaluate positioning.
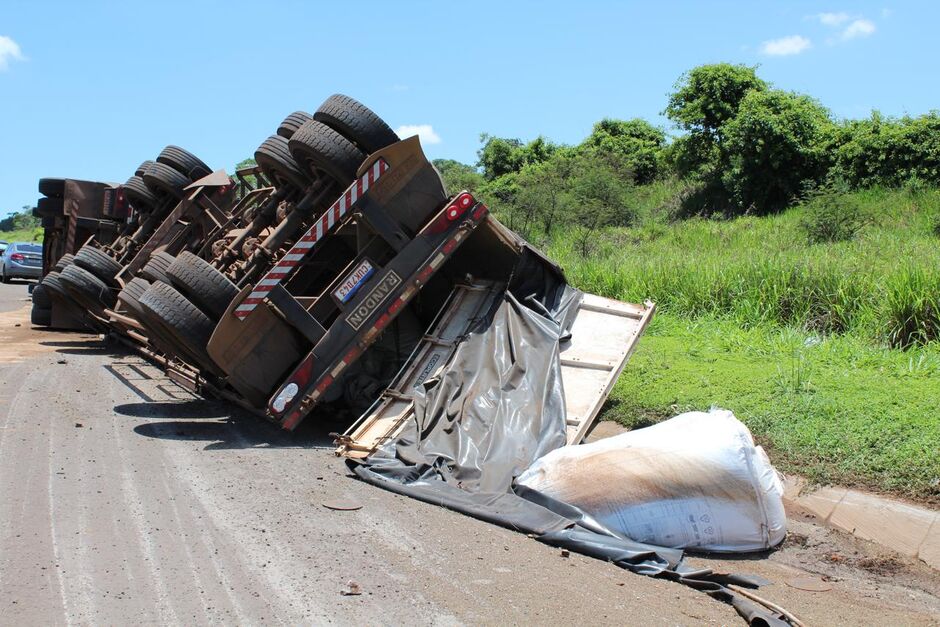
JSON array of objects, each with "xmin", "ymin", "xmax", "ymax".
[
  {"xmin": 31, "ymin": 304, "xmax": 52, "ymax": 326},
  {"xmin": 73, "ymin": 246, "xmax": 123, "ymax": 288},
  {"xmin": 138, "ymin": 281, "xmax": 222, "ymax": 375},
  {"xmin": 166, "ymin": 252, "xmax": 238, "ymax": 320},
  {"xmin": 32, "ymin": 282, "xmax": 52, "ymax": 308},
  {"xmin": 117, "ymin": 277, "xmax": 150, "ymax": 316},
  {"xmin": 38, "ymin": 178, "xmax": 67, "ymax": 198},
  {"xmin": 277, "ymin": 111, "xmax": 312, "ymax": 140},
  {"xmin": 41, "ymin": 271, "xmax": 70, "ymax": 298},
  {"xmin": 143, "ymin": 162, "xmax": 191, "ymax": 199},
  {"xmin": 156, "ymin": 146, "xmax": 212, "ymax": 180},
  {"xmin": 135, "ymin": 160, "xmax": 155, "ymax": 177},
  {"xmin": 289, "ymin": 120, "xmax": 365, "ymax": 185},
  {"xmin": 60, "ymin": 264, "xmax": 116, "ymax": 312},
  {"xmin": 313, "ymin": 94, "xmax": 399, "ymax": 154},
  {"xmin": 53, "ymin": 254, "xmax": 75, "ymax": 272},
  {"xmin": 255, "ymin": 134, "xmax": 310, "ymax": 190},
  {"xmin": 36, "ymin": 196, "xmax": 64, "ymax": 217},
  {"xmin": 140, "ymin": 251, "xmax": 175, "ymax": 284},
  {"xmin": 124, "ymin": 175, "xmax": 158, "ymax": 211}
]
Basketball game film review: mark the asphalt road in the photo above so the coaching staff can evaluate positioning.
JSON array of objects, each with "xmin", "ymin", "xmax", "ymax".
[{"xmin": 1, "ymin": 281, "xmax": 937, "ymax": 625}]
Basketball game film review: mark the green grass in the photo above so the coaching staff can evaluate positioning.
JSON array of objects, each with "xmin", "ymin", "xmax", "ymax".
[
  {"xmin": 530, "ymin": 186, "xmax": 940, "ymax": 502},
  {"xmin": 601, "ymin": 314, "xmax": 940, "ymax": 503},
  {"xmin": 544, "ymin": 187, "xmax": 940, "ymax": 347},
  {"xmin": 0, "ymin": 227, "xmax": 43, "ymax": 244}
]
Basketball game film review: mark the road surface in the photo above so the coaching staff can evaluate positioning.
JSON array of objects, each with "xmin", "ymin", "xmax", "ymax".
[{"xmin": 1, "ymin": 281, "xmax": 938, "ymax": 625}]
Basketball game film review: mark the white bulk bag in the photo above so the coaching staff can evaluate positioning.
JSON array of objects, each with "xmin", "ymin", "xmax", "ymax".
[{"xmin": 516, "ymin": 409, "xmax": 786, "ymax": 552}]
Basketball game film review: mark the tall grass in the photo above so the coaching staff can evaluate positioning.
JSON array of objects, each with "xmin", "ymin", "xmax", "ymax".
[{"xmin": 542, "ymin": 187, "xmax": 940, "ymax": 347}]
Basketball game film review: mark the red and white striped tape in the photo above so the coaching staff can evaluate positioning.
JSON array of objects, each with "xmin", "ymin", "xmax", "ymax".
[{"xmin": 233, "ymin": 158, "xmax": 389, "ymax": 319}]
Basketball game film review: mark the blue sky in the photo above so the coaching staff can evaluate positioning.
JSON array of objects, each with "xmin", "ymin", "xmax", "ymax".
[{"xmin": 1, "ymin": 1, "xmax": 937, "ymax": 217}]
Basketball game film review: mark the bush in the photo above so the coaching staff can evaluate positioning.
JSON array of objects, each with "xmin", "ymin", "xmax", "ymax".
[
  {"xmin": 721, "ymin": 90, "xmax": 833, "ymax": 213},
  {"xmin": 830, "ymin": 112, "xmax": 940, "ymax": 188},
  {"xmin": 799, "ymin": 186, "xmax": 866, "ymax": 243},
  {"xmin": 580, "ymin": 118, "xmax": 666, "ymax": 184}
]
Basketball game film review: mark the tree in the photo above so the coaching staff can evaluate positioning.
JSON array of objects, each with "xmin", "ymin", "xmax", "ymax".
[
  {"xmin": 721, "ymin": 89, "xmax": 833, "ymax": 213},
  {"xmin": 581, "ymin": 118, "xmax": 666, "ymax": 184},
  {"xmin": 664, "ymin": 63, "xmax": 767, "ymax": 177},
  {"xmin": 432, "ymin": 159, "xmax": 485, "ymax": 196},
  {"xmin": 476, "ymin": 134, "xmax": 558, "ymax": 180},
  {"xmin": 829, "ymin": 112, "xmax": 940, "ymax": 188}
]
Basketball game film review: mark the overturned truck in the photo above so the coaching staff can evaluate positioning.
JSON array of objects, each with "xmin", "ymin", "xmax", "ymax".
[{"xmin": 35, "ymin": 96, "xmax": 793, "ymax": 625}]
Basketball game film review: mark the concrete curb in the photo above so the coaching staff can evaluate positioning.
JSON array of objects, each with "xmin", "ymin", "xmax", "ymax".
[{"xmin": 783, "ymin": 475, "xmax": 939, "ymax": 570}]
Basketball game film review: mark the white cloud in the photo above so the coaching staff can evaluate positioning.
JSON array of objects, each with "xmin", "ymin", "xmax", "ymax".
[
  {"xmin": 816, "ymin": 12, "xmax": 851, "ymax": 26},
  {"xmin": 0, "ymin": 35, "xmax": 24, "ymax": 71},
  {"xmin": 395, "ymin": 124, "xmax": 441, "ymax": 145},
  {"xmin": 760, "ymin": 35, "xmax": 812, "ymax": 56},
  {"xmin": 841, "ymin": 18, "xmax": 876, "ymax": 40}
]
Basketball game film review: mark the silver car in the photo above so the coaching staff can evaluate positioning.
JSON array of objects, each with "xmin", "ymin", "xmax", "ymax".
[{"xmin": 1, "ymin": 242, "xmax": 43, "ymax": 282}]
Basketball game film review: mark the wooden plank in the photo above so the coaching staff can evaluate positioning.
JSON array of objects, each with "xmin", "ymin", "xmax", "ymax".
[{"xmin": 563, "ymin": 297, "xmax": 655, "ymax": 444}]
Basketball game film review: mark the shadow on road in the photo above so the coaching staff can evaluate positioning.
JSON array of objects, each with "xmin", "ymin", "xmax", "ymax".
[
  {"xmin": 115, "ymin": 399, "xmax": 232, "ymax": 419},
  {"xmin": 132, "ymin": 406, "xmax": 341, "ymax": 450}
]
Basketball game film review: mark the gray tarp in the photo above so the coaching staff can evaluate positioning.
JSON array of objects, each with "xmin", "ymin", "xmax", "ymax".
[{"xmin": 351, "ymin": 250, "xmax": 788, "ymax": 626}]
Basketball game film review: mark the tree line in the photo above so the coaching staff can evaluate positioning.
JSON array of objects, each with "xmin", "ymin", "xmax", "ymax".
[{"xmin": 433, "ymin": 63, "xmax": 940, "ymax": 237}]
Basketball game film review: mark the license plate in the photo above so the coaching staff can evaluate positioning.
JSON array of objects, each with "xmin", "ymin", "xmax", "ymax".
[{"xmin": 334, "ymin": 260, "xmax": 375, "ymax": 303}]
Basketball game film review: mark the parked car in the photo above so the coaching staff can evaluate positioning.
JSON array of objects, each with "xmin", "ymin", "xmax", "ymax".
[
  {"xmin": 1, "ymin": 242, "xmax": 43, "ymax": 282},
  {"xmin": 0, "ymin": 241, "xmax": 8, "ymax": 255}
]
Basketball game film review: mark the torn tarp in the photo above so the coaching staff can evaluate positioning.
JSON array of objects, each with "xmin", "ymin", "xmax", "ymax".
[{"xmin": 350, "ymin": 250, "xmax": 789, "ymax": 626}]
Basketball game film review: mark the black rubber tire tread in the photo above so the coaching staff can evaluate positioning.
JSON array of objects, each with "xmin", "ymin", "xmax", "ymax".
[
  {"xmin": 73, "ymin": 246, "xmax": 123, "ymax": 288},
  {"xmin": 138, "ymin": 281, "xmax": 221, "ymax": 374},
  {"xmin": 60, "ymin": 264, "xmax": 116, "ymax": 312},
  {"xmin": 156, "ymin": 146, "xmax": 212, "ymax": 180},
  {"xmin": 124, "ymin": 175, "xmax": 158, "ymax": 211},
  {"xmin": 30, "ymin": 304, "xmax": 52, "ymax": 326},
  {"xmin": 38, "ymin": 178, "xmax": 67, "ymax": 198},
  {"xmin": 276, "ymin": 111, "xmax": 313, "ymax": 140},
  {"xmin": 32, "ymin": 283, "xmax": 52, "ymax": 308},
  {"xmin": 135, "ymin": 160, "xmax": 155, "ymax": 177},
  {"xmin": 139, "ymin": 251, "xmax": 176, "ymax": 284},
  {"xmin": 36, "ymin": 196, "xmax": 64, "ymax": 217},
  {"xmin": 117, "ymin": 277, "xmax": 186, "ymax": 358},
  {"xmin": 53, "ymin": 254, "xmax": 75, "ymax": 272},
  {"xmin": 117, "ymin": 277, "xmax": 151, "ymax": 318},
  {"xmin": 313, "ymin": 94, "xmax": 399, "ymax": 154},
  {"xmin": 142, "ymin": 162, "xmax": 191, "ymax": 199},
  {"xmin": 41, "ymin": 271, "xmax": 70, "ymax": 298},
  {"xmin": 166, "ymin": 252, "xmax": 238, "ymax": 320},
  {"xmin": 288, "ymin": 120, "xmax": 365, "ymax": 185},
  {"xmin": 254, "ymin": 134, "xmax": 311, "ymax": 190}
]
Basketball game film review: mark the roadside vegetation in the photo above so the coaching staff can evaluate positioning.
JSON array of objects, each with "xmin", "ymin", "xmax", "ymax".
[
  {"xmin": 0, "ymin": 207, "xmax": 42, "ymax": 243},
  {"xmin": 435, "ymin": 63, "xmax": 940, "ymax": 502}
]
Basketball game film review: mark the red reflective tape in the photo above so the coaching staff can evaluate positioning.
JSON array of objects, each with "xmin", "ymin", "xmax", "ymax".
[
  {"xmin": 282, "ymin": 409, "xmax": 303, "ymax": 430},
  {"xmin": 443, "ymin": 239, "xmax": 458, "ymax": 254},
  {"xmin": 472, "ymin": 204, "xmax": 488, "ymax": 220},
  {"xmin": 417, "ymin": 266, "xmax": 434, "ymax": 283},
  {"xmin": 374, "ymin": 312, "xmax": 391, "ymax": 330},
  {"xmin": 241, "ymin": 297, "xmax": 265, "ymax": 305},
  {"xmin": 387, "ymin": 296, "xmax": 405, "ymax": 315},
  {"xmin": 315, "ymin": 374, "xmax": 334, "ymax": 394},
  {"xmin": 342, "ymin": 346, "xmax": 362, "ymax": 364}
]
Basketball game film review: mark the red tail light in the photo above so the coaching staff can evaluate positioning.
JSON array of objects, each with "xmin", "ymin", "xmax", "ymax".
[{"xmin": 10, "ymin": 253, "xmax": 24, "ymax": 262}]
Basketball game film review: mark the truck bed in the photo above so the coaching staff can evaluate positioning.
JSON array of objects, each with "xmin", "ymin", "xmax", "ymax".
[{"xmin": 336, "ymin": 283, "xmax": 654, "ymax": 459}]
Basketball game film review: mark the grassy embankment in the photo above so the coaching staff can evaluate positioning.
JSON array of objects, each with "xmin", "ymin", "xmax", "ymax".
[
  {"xmin": 538, "ymin": 186, "xmax": 940, "ymax": 503},
  {"xmin": 0, "ymin": 227, "xmax": 43, "ymax": 244}
]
